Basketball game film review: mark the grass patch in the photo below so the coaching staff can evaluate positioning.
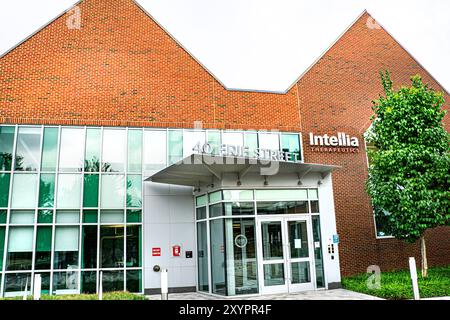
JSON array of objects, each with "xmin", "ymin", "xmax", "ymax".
[
  {"xmin": 0, "ymin": 291, "xmax": 146, "ymax": 301},
  {"xmin": 342, "ymin": 265, "xmax": 450, "ymax": 299}
]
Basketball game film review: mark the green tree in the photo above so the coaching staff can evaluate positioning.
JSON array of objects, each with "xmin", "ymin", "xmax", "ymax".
[{"xmin": 366, "ymin": 71, "xmax": 450, "ymax": 277}]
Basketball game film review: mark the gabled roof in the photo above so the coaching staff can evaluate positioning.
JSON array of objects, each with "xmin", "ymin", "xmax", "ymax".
[{"xmin": 0, "ymin": 0, "xmax": 448, "ymax": 95}]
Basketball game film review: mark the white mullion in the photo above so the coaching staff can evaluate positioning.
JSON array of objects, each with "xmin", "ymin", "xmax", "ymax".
[
  {"xmin": 50, "ymin": 125, "xmax": 62, "ymax": 295},
  {"xmin": 139, "ymin": 127, "xmax": 144, "ymax": 293},
  {"xmin": 123, "ymin": 127, "xmax": 128, "ymax": 292},
  {"xmin": 0, "ymin": 124, "xmax": 19, "ymax": 297},
  {"xmin": 77, "ymin": 126, "xmax": 87, "ymax": 294},
  {"xmin": 206, "ymin": 200, "xmax": 212, "ymax": 294},
  {"xmin": 30, "ymin": 125, "xmax": 44, "ymax": 295},
  {"xmin": 96, "ymin": 127, "xmax": 104, "ymax": 293}
]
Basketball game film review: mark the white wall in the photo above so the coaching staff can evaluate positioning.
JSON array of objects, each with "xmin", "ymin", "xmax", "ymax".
[{"xmin": 143, "ymin": 181, "xmax": 197, "ymax": 291}]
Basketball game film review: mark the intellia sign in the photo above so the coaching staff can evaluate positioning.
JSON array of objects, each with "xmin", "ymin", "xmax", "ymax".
[{"xmin": 309, "ymin": 132, "xmax": 360, "ymax": 153}]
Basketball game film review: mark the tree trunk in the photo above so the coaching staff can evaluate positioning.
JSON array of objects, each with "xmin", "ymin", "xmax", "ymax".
[{"xmin": 420, "ymin": 236, "xmax": 428, "ymax": 278}]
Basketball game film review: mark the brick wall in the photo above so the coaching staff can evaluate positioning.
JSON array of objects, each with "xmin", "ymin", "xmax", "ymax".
[{"xmin": 0, "ymin": 0, "xmax": 448, "ymax": 276}]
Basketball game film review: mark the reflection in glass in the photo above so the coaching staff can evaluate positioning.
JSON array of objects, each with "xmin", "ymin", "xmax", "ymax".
[
  {"xmin": 0, "ymin": 227, "xmax": 5, "ymax": 270},
  {"xmin": 281, "ymin": 134, "xmax": 301, "ymax": 161},
  {"xmin": 126, "ymin": 225, "xmax": 142, "ymax": 267},
  {"xmin": 263, "ymin": 264, "xmax": 284, "ymax": 286},
  {"xmin": 210, "ymin": 219, "xmax": 226, "ymax": 295},
  {"xmin": 84, "ymin": 128, "xmax": 101, "ymax": 172},
  {"xmin": 126, "ymin": 209, "xmax": 141, "ymax": 223},
  {"xmin": 53, "ymin": 271, "xmax": 79, "ymax": 294},
  {"xmin": 100, "ymin": 225, "xmax": 124, "ymax": 268},
  {"xmin": 128, "ymin": 129, "xmax": 142, "ymax": 172},
  {"xmin": 10, "ymin": 210, "xmax": 35, "ymax": 224},
  {"xmin": 81, "ymin": 271, "xmax": 97, "ymax": 294},
  {"xmin": 83, "ymin": 210, "xmax": 98, "ymax": 223},
  {"xmin": 4, "ymin": 273, "xmax": 31, "ymax": 294},
  {"xmin": 291, "ymin": 261, "xmax": 310, "ymax": 284},
  {"xmin": 312, "ymin": 216, "xmax": 325, "ymax": 288},
  {"xmin": 183, "ymin": 130, "xmax": 206, "ymax": 158},
  {"xmin": 143, "ymin": 130, "xmax": 166, "ymax": 172},
  {"xmin": 38, "ymin": 273, "xmax": 51, "ymax": 294},
  {"xmin": 257, "ymin": 201, "xmax": 308, "ymax": 215},
  {"xmin": 7, "ymin": 227, "xmax": 33, "ymax": 270},
  {"xmin": 56, "ymin": 174, "xmax": 82, "ymax": 208},
  {"xmin": 222, "ymin": 131, "xmax": 243, "ymax": 146},
  {"xmin": 100, "ymin": 210, "xmax": 124, "ymax": 223},
  {"xmin": 288, "ymin": 220, "xmax": 309, "ymax": 258},
  {"xmin": 0, "ymin": 210, "xmax": 6, "ymax": 223},
  {"xmin": 196, "ymin": 207, "xmax": 206, "ymax": 220},
  {"xmin": 35, "ymin": 226, "xmax": 52, "ymax": 270},
  {"xmin": 224, "ymin": 202, "xmax": 254, "ymax": 216},
  {"xmin": 310, "ymin": 200, "xmax": 319, "ymax": 213},
  {"xmin": 209, "ymin": 203, "xmax": 223, "ymax": 218},
  {"xmin": 261, "ymin": 221, "xmax": 283, "ymax": 260},
  {"xmin": 59, "ymin": 128, "xmax": 84, "ymax": 172},
  {"xmin": 244, "ymin": 132, "xmax": 258, "ymax": 157},
  {"xmin": 82, "ymin": 225, "xmax": 97, "ymax": 269},
  {"xmin": 54, "ymin": 226, "xmax": 79, "ymax": 269},
  {"xmin": 207, "ymin": 131, "xmax": 221, "ymax": 155},
  {"xmin": 126, "ymin": 175, "xmax": 142, "ymax": 208},
  {"xmin": 101, "ymin": 175, "xmax": 125, "ymax": 208},
  {"xmin": 83, "ymin": 174, "xmax": 99, "ymax": 207},
  {"xmin": 168, "ymin": 130, "xmax": 183, "ymax": 165},
  {"xmin": 126, "ymin": 270, "xmax": 142, "ymax": 293},
  {"xmin": 197, "ymin": 221, "xmax": 208, "ymax": 292},
  {"xmin": 102, "ymin": 129, "xmax": 126, "ymax": 172},
  {"xmin": 11, "ymin": 173, "xmax": 38, "ymax": 208},
  {"xmin": 41, "ymin": 127, "xmax": 59, "ymax": 171},
  {"xmin": 38, "ymin": 209, "xmax": 53, "ymax": 223},
  {"xmin": 258, "ymin": 132, "xmax": 279, "ymax": 150},
  {"xmin": 0, "ymin": 126, "xmax": 15, "ymax": 171},
  {"xmin": 102, "ymin": 270, "xmax": 124, "ymax": 292},
  {"xmin": 38, "ymin": 173, "xmax": 55, "ymax": 208},
  {"xmin": 56, "ymin": 210, "xmax": 80, "ymax": 223},
  {"xmin": 15, "ymin": 127, "xmax": 41, "ymax": 171},
  {"xmin": 226, "ymin": 218, "xmax": 258, "ymax": 295},
  {"xmin": 0, "ymin": 173, "xmax": 10, "ymax": 207}
]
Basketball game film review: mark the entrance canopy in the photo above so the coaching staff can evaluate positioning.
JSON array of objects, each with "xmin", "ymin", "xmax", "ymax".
[{"xmin": 146, "ymin": 154, "xmax": 339, "ymax": 187}]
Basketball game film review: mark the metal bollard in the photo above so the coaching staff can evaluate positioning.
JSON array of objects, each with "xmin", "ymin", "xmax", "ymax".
[
  {"xmin": 161, "ymin": 269, "xmax": 168, "ymax": 300},
  {"xmin": 408, "ymin": 257, "xmax": 420, "ymax": 300}
]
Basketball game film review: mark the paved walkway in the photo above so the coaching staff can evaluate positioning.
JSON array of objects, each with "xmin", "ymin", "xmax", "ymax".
[{"xmin": 146, "ymin": 289, "xmax": 383, "ymax": 300}]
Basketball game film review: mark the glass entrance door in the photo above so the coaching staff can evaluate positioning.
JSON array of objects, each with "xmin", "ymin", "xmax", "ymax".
[{"xmin": 257, "ymin": 216, "xmax": 315, "ymax": 294}]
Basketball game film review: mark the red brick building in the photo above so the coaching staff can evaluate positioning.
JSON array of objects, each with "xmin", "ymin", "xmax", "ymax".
[{"xmin": 0, "ymin": 0, "xmax": 448, "ymax": 296}]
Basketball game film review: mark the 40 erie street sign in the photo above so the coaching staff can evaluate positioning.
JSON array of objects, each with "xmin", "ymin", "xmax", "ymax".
[{"xmin": 309, "ymin": 132, "xmax": 360, "ymax": 153}]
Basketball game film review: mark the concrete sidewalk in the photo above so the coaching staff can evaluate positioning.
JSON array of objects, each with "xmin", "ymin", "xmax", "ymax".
[{"xmin": 146, "ymin": 289, "xmax": 383, "ymax": 300}]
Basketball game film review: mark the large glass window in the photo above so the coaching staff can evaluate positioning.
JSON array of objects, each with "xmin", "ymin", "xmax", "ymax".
[
  {"xmin": 258, "ymin": 132, "xmax": 279, "ymax": 150},
  {"xmin": 41, "ymin": 127, "xmax": 59, "ymax": 171},
  {"xmin": 126, "ymin": 175, "xmax": 142, "ymax": 208},
  {"xmin": 0, "ymin": 173, "xmax": 10, "ymax": 207},
  {"xmin": 207, "ymin": 131, "xmax": 221, "ymax": 155},
  {"xmin": 7, "ymin": 227, "xmax": 34, "ymax": 270},
  {"xmin": 100, "ymin": 225, "xmax": 124, "ymax": 268},
  {"xmin": 244, "ymin": 132, "xmax": 258, "ymax": 157},
  {"xmin": 102, "ymin": 270, "xmax": 124, "ymax": 292},
  {"xmin": 53, "ymin": 271, "xmax": 78, "ymax": 294},
  {"xmin": 14, "ymin": 127, "xmax": 41, "ymax": 171},
  {"xmin": 0, "ymin": 227, "xmax": 5, "ymax": 270},
  {"xmin": 10, "ymin": 210, "xmax": 35, "ymax": 224},
  {"xmin": 225, "ymin": 218, "xmax": 258, "ymax": 295},
  {"xmin": 35, "ymin": 226, "xmax": 52, "ymax": 270},
  {"xmin": 126, "ymin": 270, "xmax": 142, "ymax": 293},
  {"xmin": 127, "ymin": 130, "xmax": 142, "ymax": 173},
  {"xmin": 59, "ymin": 128, "xmax": 84, "ymax": 172},
  {"xmin": 101, "ymin": 175, "xmax": 125, "ymax": 208},
  {"xmin": 143, "ymin": 130, "xmax": 166, "ymax": 172},
  {"xmin": 312, "ymin": 216, "xmax": 325, "ymax": 288},
  {"xmin": 39, "ymin": 173, "xmax": 55, "ymax": 208},
  {"xmin": 56, "ymin": 174, "xmax": 82, "ymax": 208},
  {"xmin": 11, "ymin": 173, "xmax": 38, "ymax": 208},
  {"xmin": 197, "ymin": 221, "xmax": 208, "ymax": 292},
  {"xmin": 102, "ymin": 129, "xmax": 126, "ymax": 172},
  {"xmin": 84, "ymin": 128, "xmax": 101, "ymax": 172},
  {"xmin": 54, "ymin": 226, "xmax": 79, "ymax": 269},
  {"xmin": 126, "ymin": 225, "xmax": 142, "ymax": 268},
  {"xmin": 168, "ymin": 130, "xmax": 183, "ymax": 165},
  {"xmin": 210, "ymin": 219, "xmax": 225, "ymax": 295},
  {"xmin": 83, "ymin": 174, "xmax": 99, "ymax": 207},
  {"xmin": 0, "ymin": 126, "xmax": 15, "ymax": 171},
  {"xmin": 82, "ymin": 225, "xmax": 97, "ymax": 269},
  {"xmin": 281, "ymin": 133, "xmax": 301, "ymax": 161},
  {"xmin": 183, "ymin": 130, "xmax": 206, "ymax": 158},
  {"xmin": 222, "ymin": 131, "xmax": 243, "ymax": 146}
]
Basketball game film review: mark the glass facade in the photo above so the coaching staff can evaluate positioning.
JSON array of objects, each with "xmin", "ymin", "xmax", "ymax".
[
  {"xmin": 0, "ymin": 125, "xmax": 302, "ymax": 297},
  {"xmin": 196, "ymin": 188, "xmax": 320, "ymax": 296}
]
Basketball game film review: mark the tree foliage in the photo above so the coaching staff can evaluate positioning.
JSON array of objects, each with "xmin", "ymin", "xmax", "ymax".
[{"xmin": 367, "ymin": 71, "xmax": 450, "ymax": 243}]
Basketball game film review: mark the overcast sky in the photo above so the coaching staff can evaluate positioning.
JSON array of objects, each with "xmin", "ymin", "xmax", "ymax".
[{"xmin": 0, "ymin": 0, "xmax": 449, "ymax": 92}]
